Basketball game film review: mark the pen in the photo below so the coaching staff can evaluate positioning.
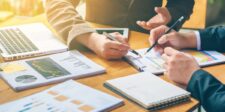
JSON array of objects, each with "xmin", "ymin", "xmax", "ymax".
[
  {"xmin": 103, "ymin": 32, "xmax": 142, "ymax": 57},
  {"xmin": 144, "ymin": 16, "xmax": 185, "ymax": 55}
]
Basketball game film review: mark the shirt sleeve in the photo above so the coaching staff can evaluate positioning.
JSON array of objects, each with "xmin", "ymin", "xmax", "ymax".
[
  {"xmin": 194, "ymin": 31, "xmax": 201, "ymax": 50},
  {"xmin": 45, "ymin": 0, "xmax": 96, "ymax": 49}
]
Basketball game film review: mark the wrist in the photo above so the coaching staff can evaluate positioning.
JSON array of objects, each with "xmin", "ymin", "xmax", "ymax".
[
  {"xmin": 75, "ymin": 32, "xmax": 101, "ymax": 51},
  {"xmin": 183, "ymin": 32, "xmax": 197, "ymax": 49}
]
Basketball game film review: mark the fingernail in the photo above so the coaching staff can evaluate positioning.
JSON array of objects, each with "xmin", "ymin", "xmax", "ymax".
[{"xmin": 137, "ymin": 21, "xmax": 141, "ymax": 24}]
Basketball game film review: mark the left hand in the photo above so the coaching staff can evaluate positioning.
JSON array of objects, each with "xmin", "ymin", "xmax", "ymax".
[
  {"xmin": 162, "ymin": 47, "xmax": 200, "ymax": 85},
  {"xmin": 137, "ymin": 7, "xmax": 171, "ymax": 30}
]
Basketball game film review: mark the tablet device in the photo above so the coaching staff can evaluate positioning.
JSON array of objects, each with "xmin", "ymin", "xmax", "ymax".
[{"xmin": 95, "ymin": 28, "xmax": 129, "ymax": 39}]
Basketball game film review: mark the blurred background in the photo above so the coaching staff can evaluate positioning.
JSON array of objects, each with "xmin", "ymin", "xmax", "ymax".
[{"xmin": 0, "ymin": 0, "xmax": 224, "ymax": 27}]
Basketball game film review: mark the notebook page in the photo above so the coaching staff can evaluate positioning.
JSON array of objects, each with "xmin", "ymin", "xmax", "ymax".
[{"xmin": 106, "ymin": 72, "xmax": 190, "ymax": 107}]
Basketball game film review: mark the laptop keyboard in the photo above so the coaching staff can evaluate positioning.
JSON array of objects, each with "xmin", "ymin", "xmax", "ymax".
[{"xmin": 0, "ymin": 28, "xmax": 38, "ymax": 55}]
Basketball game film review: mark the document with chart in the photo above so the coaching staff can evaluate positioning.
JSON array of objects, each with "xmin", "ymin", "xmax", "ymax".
[
  {"xmin": 0, "ymin": 80, "xmax": 123, "ymax": 112},
  {"xmin": 125, "ymin": 48, "xmax": 225, "ymax": 74},
  {"xmin": 0, "ymin": 50, "xmax": 106, "ymax": 91}
]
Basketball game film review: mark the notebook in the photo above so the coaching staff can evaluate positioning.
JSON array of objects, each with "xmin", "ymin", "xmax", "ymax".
[
  {"xmin": 0, "ymin": 80, "xmax": 124, "ymax": 112},
  {"xmin": 104, "ymin": 72, "xmax": 190, "ymax": 111},
  {"xmin": 124, "ymin": 48, "xmax": 225, "ymax": 74},
  {"xmin": 0, "ymin": 50, "xmax": 105, "ymax": 91}
]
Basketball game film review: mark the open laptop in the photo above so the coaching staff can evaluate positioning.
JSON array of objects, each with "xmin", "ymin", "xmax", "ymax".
[{"xmin": 0, "ymin": 23, "xmax": 68, "ymax": 61}]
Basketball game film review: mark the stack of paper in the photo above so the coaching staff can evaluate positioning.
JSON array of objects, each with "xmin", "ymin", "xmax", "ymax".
[{"xmin": 0, "ymin": 80, "xmax": 124, "ymax": 112}]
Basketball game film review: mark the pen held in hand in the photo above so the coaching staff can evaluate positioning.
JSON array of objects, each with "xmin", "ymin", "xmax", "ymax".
[
  {"xmin": 144, "ymin": 16, "xmax": 185, "ymax": 55},
  {"xmin": 103, "ymin": 32, "xmax": 142, "ymax": 57}
]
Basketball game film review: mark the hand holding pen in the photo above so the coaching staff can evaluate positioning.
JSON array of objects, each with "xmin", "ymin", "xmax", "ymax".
[
  {"xmin": 145, "ymin": 16, "xmax": 185, "ymax": 55},
  {"xmin": 103, "ymin": 32, "xmax": 142, "ymax": 57}
]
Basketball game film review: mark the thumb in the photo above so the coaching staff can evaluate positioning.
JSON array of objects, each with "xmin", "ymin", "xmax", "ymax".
[
  {"xmin": 155, "ymin": 7, "xmax": 166, "ymax": 17},
  {"xmin": 113, "ymin": 32, "xmax": 129, "ymax": 44}
]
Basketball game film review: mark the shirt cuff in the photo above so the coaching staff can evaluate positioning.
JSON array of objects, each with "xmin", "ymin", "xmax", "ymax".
[{"xmin": 194, "ymin": 31, "xmax": 201, "ymax": 50}]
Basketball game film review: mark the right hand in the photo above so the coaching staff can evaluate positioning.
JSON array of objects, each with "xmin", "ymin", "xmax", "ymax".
[
  {"xmin": 150, "ymin": 25, "xmax": 198, "ymax": 54},
  {"xmin": 78, "ymin": 32, "xmax": 130, "ymax": 60},
  {"xmin": 162, "ymin": 47, "xmax": 200, "ymax": 85}
]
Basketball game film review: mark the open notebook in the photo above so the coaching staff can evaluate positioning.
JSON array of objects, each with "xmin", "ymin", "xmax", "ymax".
[
  {"xmin": 125, "ymin": 48, "xmax": 225, "ymax": 74},
  {"xmin": 0, "ymin": 80, "xmax": 124, "ymax": 112},
  {"xmin": 0, "ymin": 50, "xmax": 105, "ymax": 91},
  {"xmin": 104, "ymin": 72, "xmax": 190, "ymax": 111}
]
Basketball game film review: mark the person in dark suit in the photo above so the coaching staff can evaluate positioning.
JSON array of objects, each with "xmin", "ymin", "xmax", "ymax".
[
  {"xmin": 46, "ymin": 0, "xmax": 194, "ymax": 59},
  {"xmin": 150, "ymin": 25, "xmax": 225, "ymax": 112}
]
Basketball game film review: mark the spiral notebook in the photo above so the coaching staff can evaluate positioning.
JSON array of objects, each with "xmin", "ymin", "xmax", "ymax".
[{"xmin": 104, "ymin": 72, "xmax": 190, "ymax": 111}]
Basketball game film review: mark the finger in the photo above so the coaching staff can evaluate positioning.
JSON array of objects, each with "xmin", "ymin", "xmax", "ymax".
[
  {"xmin": 136, "ymin": 20, "xmax": 142, "ymax": 26},
  {"xmin": 163, "ymin": 63, "xmax": 168, "ymax": 70},
  {"xmin": 114, "ymin": 32, "xmax": 129, "ymax": 42},
  {"xmin": 158, "ymin": 35, "xmax": 168, "ymax": 45},
  {"xmin": 146, "ymin": 22, "xmax": 163, "ymax": 29},
  {"xmin": 137, "ymin": 21, "xmax": 151, "ymax": 30},
  {"xmin": 113, "ymin": 32, "xmax": 128, "ymax": 44},
  {"xmin": 155, "ymin": 7, "xmax": 165, "ymax": 17},
  {"xmin": 161, "ymin": 53, "xmax": 170, "ymax": 62},
  {"xmin": 141, "ymin": 21, "xmax": 147, "ymax": 26},
  {"xmin": 164, "ymin": 47, "xmax": 179, "ymax": 56},
  {"xmin": 106, "ymin": 49, "xmax": 128, "ymax": 59},
  {"xmin": 150, "ymin": 25, "xmax": 169, "ymax": 44},
  {"xmin": 155, "ymin": 7, "xmax": 170, "ymax": 20},
  {"xmin": 105, "ymin": 41, "xmax": 130, "ymax": 51},
  {"xmin": 153, "ymin": 46, "xmax": 164, "ymax": 54}
]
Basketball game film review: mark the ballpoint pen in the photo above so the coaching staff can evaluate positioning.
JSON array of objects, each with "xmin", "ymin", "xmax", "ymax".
[
  {"xmin": 144, "ymin": 16, "xmax": 185, "ymax": 55},
  {"xmin": 103, "ymin": 32, "xmax": 142, "ymax": 57}
]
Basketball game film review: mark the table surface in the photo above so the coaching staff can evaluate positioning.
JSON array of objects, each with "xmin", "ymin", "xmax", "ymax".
[{"xmin": 2, "ymin": 14, "xmax": 222, "ymax": 112}]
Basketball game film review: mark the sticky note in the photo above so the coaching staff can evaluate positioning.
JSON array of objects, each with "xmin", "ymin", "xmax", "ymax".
[{"xmin": 0, "ymin": 63, "xmax": 27, "ymax": 74}]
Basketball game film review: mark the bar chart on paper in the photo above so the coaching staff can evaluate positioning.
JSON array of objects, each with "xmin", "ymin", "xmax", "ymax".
[
  {"xmin": 0, "ymin": 80, "xmax": 123, "ymax": 112},
  {"xmin": 186, "ymin": 51, "xmax": 217, "ymax": 63},
  {"xmin": 184, "ymin": 50, "xmax": 225, "ymax": 67}
]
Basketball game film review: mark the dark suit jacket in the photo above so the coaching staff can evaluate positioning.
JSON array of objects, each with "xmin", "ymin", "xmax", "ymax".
[
  {"xmin": 86, "ymin": 0, "xmax": 194, "ymax": 33},
  {"xmin": 187, "ymin": 26, "xmax": 225, "ymax": 112},
  {"xmin": 199, "ymin": 26, "xmax": 225, "ymax": 52},
  {"xmin": 187, "ymin": 69, "xmax": 225, "ymax": 112}
]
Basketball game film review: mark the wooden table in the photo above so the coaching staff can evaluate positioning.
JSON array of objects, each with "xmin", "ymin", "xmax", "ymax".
[{"xmin": 0, "ymin": 14, "xmax": 202, "ymax": 112}]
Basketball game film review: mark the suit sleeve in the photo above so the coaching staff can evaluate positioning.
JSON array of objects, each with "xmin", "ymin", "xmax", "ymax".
[
  {"xmin": 199, "ymin": 26, "xmax": 225, "ymax": 52},
  {"xmin": 187, "ymin": 69, "xmax": 225, "ymax": 112},
  {"xmin": 45, "ymin": 0, "xmax": 96, "ymax": 49},
  {"xmin": 166, "ymin": 0, "xmax": 194, "ymax": 30}
]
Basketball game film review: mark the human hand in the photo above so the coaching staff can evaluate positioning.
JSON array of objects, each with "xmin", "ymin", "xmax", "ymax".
[
  {"xmin": 162, "ymin": 47, "xmax": 200, "ymax": 85},
  {"xmin": 77, "ymin": 32, "xmax": 130, "ymax": 60},
  {"xmin": 150, "ymin": 25, "xmax": 197, "ymax": 54},
  {"xmin": 137, "ymin": 7, "xmax": 171, "ymax": 30}
]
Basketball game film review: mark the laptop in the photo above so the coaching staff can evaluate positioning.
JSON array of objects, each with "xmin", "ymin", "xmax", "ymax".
[{"xmin": 0, "ymin": 23, "xmax": 68, "ymax": 61}]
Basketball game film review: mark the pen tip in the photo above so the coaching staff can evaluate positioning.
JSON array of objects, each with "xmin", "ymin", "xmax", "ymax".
[{"xmin": 144, "ymin": 52, "xmax": 147, "ymax": 55}]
